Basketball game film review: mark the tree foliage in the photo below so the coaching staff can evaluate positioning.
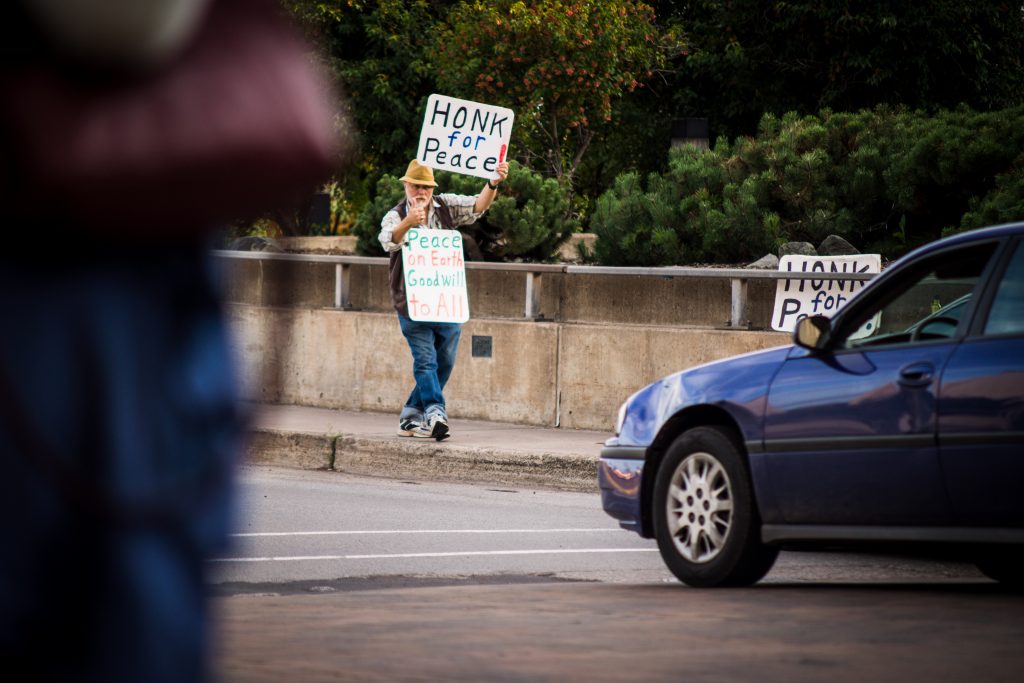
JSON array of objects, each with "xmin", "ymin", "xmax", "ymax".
[
  {"xmin": 278, "ymin": 0, "xmax": 1024, "ymax": 257},
  {"xmin": 959, "ymin": 161, "xmax": 1024, "ymax": 234},
  {"xmin": 592, "ymin": 105, "xmax": 1024, "ymax": 266},
  {"xmin": 662, "ymin": 0, "xmax": 1024, "ymax": 139},
  {"xmin": 476, "ymin": 164, "xmax": 580, "ymax": 260},
  {"xmin": 283, "ymin": 0, "xmax": 457, "ymax": 177},
  {"xmin": 431, "ymin": 0, "xmax": 680, "ymax": 188}
]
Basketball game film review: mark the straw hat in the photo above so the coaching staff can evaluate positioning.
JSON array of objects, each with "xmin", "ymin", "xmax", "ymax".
[{"xmin": 399, "ymin": 160, "xmax": 437, "ymax": 187}]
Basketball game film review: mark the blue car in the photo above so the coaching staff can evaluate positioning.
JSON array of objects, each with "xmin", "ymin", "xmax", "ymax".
[{"xmin": 600, "ymin": 222, "xmax": 1024, "ymax": 586}]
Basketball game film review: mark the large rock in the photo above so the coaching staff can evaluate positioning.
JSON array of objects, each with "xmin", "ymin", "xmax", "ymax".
[
  {"xmin": 779, "ymin": 241, "xmax": 816, "ymax": 257},
  {"xmin": 818, "ymin": 234, "xmax": 859, "ymax": 256},
  {"xmin": 746, "ymin": 254, "xmax": 780, "ymax": 269},
  {"xmin": 559, "ymin": 233, "xmax": 598, "ymax": 262}
]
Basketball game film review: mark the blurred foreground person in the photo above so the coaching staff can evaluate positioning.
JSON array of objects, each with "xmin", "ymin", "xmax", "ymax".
[{"xmin": 0, "ymin": 1, "xmax": 342, "ymax": 680}]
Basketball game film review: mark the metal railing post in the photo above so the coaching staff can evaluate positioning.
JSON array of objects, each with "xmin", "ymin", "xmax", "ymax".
[
  {"xmin": 730, "ymin": 278, "xmax": 748, "ymax": 328},
  {"xmin": 335, "ymin": 263, "xmax": 351, "ymax": 309},
  {"xmin": 525, "ymin": 272, "xmax": 543, "ymax": 320}
]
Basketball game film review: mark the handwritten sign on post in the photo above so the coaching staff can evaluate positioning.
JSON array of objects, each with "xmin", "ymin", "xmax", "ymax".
[
  {"xmin": 417, "ymin": 94, "xmax": 514, "ymax": 179},
  {"xmin": 402, "ymin": 227, "xmax": 470, "ymax": 323},
  {"xmin": 771, "ymin": 254, "xmax": 881, "ymax": 332}
]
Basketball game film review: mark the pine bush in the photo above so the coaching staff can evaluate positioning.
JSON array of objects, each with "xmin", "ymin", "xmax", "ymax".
[{"xmin": 591, "ymin": 105, "xmax": 1024, "ymax": 265}]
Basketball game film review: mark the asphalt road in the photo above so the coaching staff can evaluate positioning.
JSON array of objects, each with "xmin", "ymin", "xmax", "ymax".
[
  {"xmin": 210, "ymin": 465, "xmax": 668, "ymax": 588},
  {"xmin": 211, "ymin": 465, "xmax": 987, "ymax": 590},
  {"xmin": 210, "ymin": 466, "xmax": 1023, "ymax": 683},
  {"xmin": 213, "ymin": 581, "xmax": 1024, "ymax": 683}
]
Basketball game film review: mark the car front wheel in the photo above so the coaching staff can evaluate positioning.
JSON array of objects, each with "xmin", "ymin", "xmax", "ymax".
[{"xmin": 653, "ymin": 426, "xmax": 778, "ymax": 587}]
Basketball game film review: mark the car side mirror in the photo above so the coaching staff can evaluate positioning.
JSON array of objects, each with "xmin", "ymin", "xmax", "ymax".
[{"xmin": 794, "ymin": 315, "xmax": 831, "ymax": 351}]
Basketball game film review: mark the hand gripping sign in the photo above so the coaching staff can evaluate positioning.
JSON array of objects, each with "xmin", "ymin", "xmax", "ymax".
[
  {"xmin": 402, "ymin": 218, "xmax": 470, "ymax": 323},
  {"xmin": 416, "ymin": 94, "xmax": 514, "ymax": 179}
]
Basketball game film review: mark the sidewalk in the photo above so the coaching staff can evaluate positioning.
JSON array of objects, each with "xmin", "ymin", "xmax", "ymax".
[{"xmin": 246, "ymin": 404, "xmax": 611, "ymax": 492}]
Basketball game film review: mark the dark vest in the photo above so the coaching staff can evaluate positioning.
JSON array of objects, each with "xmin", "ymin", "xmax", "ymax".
[{"xmin": 388, "ymin": 197, "xmax": 456, "ymax": 317}]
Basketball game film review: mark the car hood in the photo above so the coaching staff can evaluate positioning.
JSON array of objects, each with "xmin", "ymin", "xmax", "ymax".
[{"xmin": 616, "ymin": 344, "xmax": 793, "ymax": 447}]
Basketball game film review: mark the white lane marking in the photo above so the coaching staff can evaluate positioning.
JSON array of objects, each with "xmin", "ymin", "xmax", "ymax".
[
  {"xmin": 212, "ymin": 548, "xmax": 658, "ymax": 563},
  {"xmin": 230, "ymin": 528, "xmax": 622, "ymax": 538}
]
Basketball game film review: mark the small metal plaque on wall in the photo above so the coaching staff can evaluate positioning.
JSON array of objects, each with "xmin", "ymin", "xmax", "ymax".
[{"xmin": 471, "ymin": 335, "xmax": 493, "ymax": 358}]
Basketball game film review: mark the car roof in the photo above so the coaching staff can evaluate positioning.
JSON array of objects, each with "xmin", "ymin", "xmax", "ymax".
[
  {"xmin": 876, "ymin": 221, "xmax": 1022, "ymax": 276},
  {"xmin": 842, "ymin": 222, "xmax": 1022, "ymax": 308},
  {"xmin": 912, "ymin": 221, "xmax": 1024, "ymax": 255}
]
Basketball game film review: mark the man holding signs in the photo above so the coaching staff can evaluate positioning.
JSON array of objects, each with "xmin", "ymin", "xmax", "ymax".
[{"xmin": 378, "ymin": 158, "xmax": 509, "ymax": 440}]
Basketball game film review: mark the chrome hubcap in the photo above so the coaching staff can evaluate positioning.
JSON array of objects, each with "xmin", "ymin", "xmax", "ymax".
[{"xmin": 666, "ymin": 452, "xmax": 733, "ymax": 563}]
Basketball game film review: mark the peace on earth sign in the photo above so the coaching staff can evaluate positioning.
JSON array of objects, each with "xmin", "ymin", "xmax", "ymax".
[{"xmin": 402, "ymin": 227, "xmax": 469, "ymax": 323}]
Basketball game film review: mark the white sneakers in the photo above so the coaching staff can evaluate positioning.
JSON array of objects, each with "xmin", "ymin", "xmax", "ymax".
[
  {"xmin": 397, "ymin": 418, "xmax": 423, "ymax": 437},
  {"xmin": 427, "ymin": 413, "xmax": 450, "ymax": 441},
  {"xmin": 397, "ymin": 415, "xmax": 450, "ymax": 441}
]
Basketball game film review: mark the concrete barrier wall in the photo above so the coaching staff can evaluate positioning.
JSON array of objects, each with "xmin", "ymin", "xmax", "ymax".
[
  {"xmin": 218, "ymin": 259, "xmax": 779, "ymax": 328},
  {"xmin": 229, "ymin": 305, "xmax": 789, "ymax": 431},
  {"xmin": 556, "ymin": 324, "xmax": 789, "ymax": 430}
]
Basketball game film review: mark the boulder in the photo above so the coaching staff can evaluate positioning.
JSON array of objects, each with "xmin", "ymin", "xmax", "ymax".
[
  {"xmin": 559, "ymin": 233, "xmax": 598, "ymax": 262},
  {"xmin": 746, "ymin": 254, "xmax": 780, "ymax": 269},
  {"xmin": 779, "ymin": 241, "xmax": 816, "ymax": 257},
  {"xmin": 818, "ymin": 234, "xmax": 859, "ymax": 256}
]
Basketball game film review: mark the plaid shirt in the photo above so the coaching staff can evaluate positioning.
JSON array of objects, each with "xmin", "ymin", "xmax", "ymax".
[{"xmin": 378, "ymin": 193, "xmax": 482, "ymax": 252}]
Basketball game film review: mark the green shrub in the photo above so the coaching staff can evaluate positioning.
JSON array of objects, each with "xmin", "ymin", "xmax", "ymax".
[
  {"xmin": 353, "ymin": 175, "xmax": 405, "ymax": 255},
  {"xmin": 591, "ymin": 142, "xmax": 784, "ymax": 265},
  {"xmin": 482, "ymin": 167, "xmax": 579, "ymax": 261},
  {"xmin": 591, "ymin": 105, "xmax": 1024, "ymax": 265},
  {"xmin": 957, "ymin": 154, "xmax": 1024, "ymax": 233},
  {"xmin": 885, "ymin": 106, "xmax": 1024, "ymax": 245},
  {"xmin": 590, "ymin": 171, "xmax": 678, "ymax": 266}
]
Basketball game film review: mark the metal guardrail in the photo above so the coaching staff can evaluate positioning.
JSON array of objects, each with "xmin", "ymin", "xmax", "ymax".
[{"xmin": 214, "ymin": 250, "xmax": 877, "ymax": 328}]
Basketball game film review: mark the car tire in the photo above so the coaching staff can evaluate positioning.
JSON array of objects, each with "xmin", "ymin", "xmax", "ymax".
[
  {"xmin": 653, "ymin": 426, "xmax": 778, "ymax": 587},
  {"xmin": 974, "ymin": 547, "xmax": 1024, "ymax": 586}
]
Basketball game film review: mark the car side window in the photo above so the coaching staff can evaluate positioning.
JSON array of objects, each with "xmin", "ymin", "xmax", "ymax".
[
  {"xmin": 983, "ymin": 243, "xmax": 1024, "ymax": 336},
  {"xmin": 837, "ymin": 243, "xmax": 997, "ymax": 350}
]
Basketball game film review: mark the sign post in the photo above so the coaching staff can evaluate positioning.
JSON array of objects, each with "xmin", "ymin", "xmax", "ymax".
[
  {"xmin": 402, "ymin": 226, "xmax": 470, "ymax": 323},
  {"xmin": 416, "ymin": 94, "xmax": 514, "ymax": 180}
]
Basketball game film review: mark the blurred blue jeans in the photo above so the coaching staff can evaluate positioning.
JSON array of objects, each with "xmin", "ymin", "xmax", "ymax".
[
  {"xmin": 397, "ymin": 315, "xmax": 461, "ymax": 422},
  {"xmin": 0, "ymin": 246, "xmax": 242, "ymax": 683}
]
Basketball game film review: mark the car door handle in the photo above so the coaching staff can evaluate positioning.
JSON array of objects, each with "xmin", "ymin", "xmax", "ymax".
[{"xmin": 898, "ymin": 362, "xmax": 934, "ymax": 388}]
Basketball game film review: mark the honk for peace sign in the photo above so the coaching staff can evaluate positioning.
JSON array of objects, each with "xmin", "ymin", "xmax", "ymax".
[
  {"xmin": 416, "ymin": 94, "xmax": 514, "ymax": 180},
  {"xmin": 402, "ymin": 227, "xmax": 470, "ymax": 323}
]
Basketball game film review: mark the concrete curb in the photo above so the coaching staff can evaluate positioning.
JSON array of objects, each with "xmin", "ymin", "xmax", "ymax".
[{"xmin": 246, "ymin": 428, "xmax": 600, "ymax": 492}]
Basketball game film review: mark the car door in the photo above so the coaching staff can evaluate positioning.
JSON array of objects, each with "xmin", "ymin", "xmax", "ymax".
[
  {"xmin": 938, "ymin": 239, "xmax": 1024, "ymax": 528},
  {"xmin": 762, "ymin": 241, "xmax": 1000, "ymax": 526}
]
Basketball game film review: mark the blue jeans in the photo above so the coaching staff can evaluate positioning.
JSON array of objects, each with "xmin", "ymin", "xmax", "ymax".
[
  {"xmin": 397, "ymin": 315, "xmax": 461, "ymax": 422},
  {"xmin": 0, "ymin": 247, "xmax": 241, "ymax": 682}
]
